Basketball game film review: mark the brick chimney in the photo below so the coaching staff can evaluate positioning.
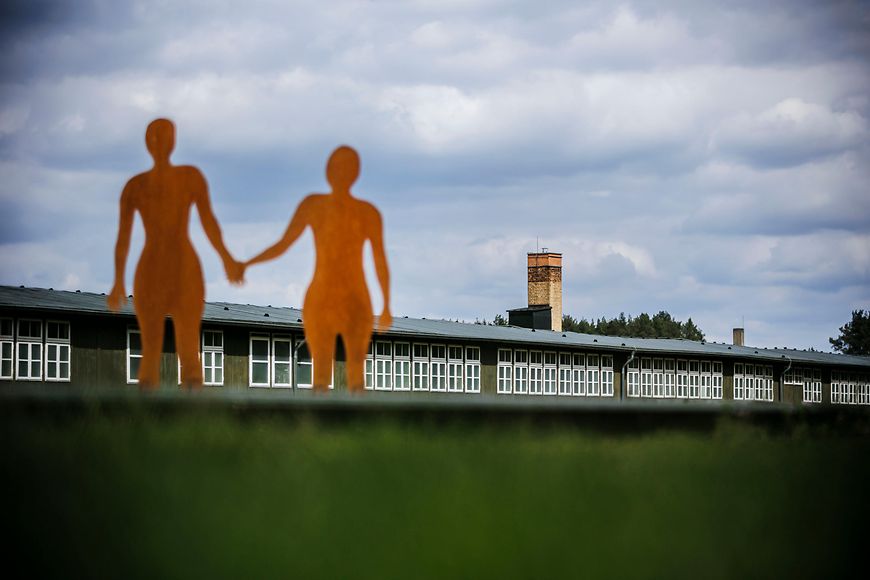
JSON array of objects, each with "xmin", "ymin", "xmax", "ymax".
[
  {"xmin": 733, "ymin": 327, "xmax": 744, "ymax": 347},
  {"xmin": 528, "ymin": 251, "xmax": 562, "ymax": 332}
]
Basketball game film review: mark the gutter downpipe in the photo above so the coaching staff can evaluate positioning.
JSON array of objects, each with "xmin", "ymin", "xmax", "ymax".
[
  {"xmin": 779, "ymin": 355, "xmax": 792, "ymax": 403},
  {"xmin": 621, "ymin": 350, "xmax": 637, "ymax": 401}
]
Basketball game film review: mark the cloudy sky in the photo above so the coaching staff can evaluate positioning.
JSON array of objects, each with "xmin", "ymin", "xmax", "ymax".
[{"xmin": 1, "ymin": 0, "xmax": 868, "ymax": 351}]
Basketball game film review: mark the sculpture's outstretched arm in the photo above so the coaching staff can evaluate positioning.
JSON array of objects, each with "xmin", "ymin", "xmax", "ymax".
[
  {"xmin": 108, "ymin": 182, "xmax": 135, "ymax": 311},
  {"xmin": 246, "ymin": 199, "xmax": 310, "ymax": 267},
  {"xmin": 369, "ymin": 207, "xmax": 392, "ymax": 332},
  {"xmin": 193, "ymin": 168, "xmax": 244, "ymax": 284}
]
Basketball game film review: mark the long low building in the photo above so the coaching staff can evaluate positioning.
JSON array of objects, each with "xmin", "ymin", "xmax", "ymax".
[{"xmin": 1, "ymin": 283, "xmax": 868, "ymax": 405}]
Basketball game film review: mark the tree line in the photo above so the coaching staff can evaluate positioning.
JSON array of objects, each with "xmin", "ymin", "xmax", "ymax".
[{"xmin": 485, "ymin": 310, "xmax": 705, "ymax": 341}]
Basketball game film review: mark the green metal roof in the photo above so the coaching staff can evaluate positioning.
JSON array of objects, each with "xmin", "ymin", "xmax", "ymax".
[{"xmin": 1, "ymin": 285, "xmax": 868, "ymax": 370}]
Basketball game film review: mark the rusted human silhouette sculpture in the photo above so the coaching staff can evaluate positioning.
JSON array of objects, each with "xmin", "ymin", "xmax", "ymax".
[
  {"xmin": 245, "ymin": 146, "xmax": 391, "ymax": 392},
  {"xmin": 107, "ymin": 118, "xmax": 243, "ymax": 390}
]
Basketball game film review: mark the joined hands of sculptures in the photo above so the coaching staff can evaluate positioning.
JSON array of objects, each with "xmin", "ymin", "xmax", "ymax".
[{"xmin": 109, "ymin": 119, "xmax": 390, "ymax": 392}]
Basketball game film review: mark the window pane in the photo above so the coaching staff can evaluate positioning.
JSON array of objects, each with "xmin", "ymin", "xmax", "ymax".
[
  {"xmin": 274, "ymin": 341, "xmax": 290, "ymax": 360},
  {"xmin": 275, "ymin": 364, "xmax": 290, "ymax": 384},
  {"xmin": 252, "ymin": 339, "xmax": 269, "ymax": 359},
  {"xmin": 129, "ymin": 332, "xmax": 141, "ymax": 354},
  {"xmin": 297, "ymin": 364, "xmax": 312, "ymax": 385}
]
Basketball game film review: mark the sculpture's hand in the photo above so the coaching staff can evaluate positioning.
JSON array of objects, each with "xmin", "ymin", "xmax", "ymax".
[
  {"xmin": 225, "ymin": 258, "xmax": 246, "ymax": 285},
  {"xmin": 107, "ymin": 284, "xmax": 128, "ymax": 312},
  {"xmin": 376, "ymin": 308, "xmax": 393, "ymax": 333}
]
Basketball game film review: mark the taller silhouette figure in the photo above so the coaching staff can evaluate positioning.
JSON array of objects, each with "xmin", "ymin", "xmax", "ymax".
[
  {"xmin": 245, "ymin": 146, "xmax": 391, "ymax": 392},
  {"xmin": 108, "ymin": 118, "xmax": 243, "ymax": 390}
]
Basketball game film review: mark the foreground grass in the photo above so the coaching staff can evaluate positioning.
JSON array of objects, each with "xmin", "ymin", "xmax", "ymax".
[{"xmin": 2, "ymin": 410, "xmax": 867, "ymax": 579}]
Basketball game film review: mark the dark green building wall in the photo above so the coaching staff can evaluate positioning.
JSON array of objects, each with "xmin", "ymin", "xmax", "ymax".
[{"xmin": 0, "ymin": 306, "xmax": 863, "ymax": 407}]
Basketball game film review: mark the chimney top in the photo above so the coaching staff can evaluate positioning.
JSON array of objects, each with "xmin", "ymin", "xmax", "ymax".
[{"xmin": 733, "ymin": 327, "xmax": 745, "ymax": 347}]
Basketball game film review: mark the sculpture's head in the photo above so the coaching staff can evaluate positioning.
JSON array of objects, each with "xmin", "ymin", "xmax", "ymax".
[
  {"xmin": 145, "ymin": 118, "xmax": 175, "ymax": 163},
  {"xmin": 326, "ymin": 145, "xmax": 360, "ymax": 191}
]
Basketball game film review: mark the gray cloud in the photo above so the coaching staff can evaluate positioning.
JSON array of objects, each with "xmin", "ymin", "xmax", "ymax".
[{"xmin": 1, "ymin": 0, "xmax": 868, "ymax": 351}]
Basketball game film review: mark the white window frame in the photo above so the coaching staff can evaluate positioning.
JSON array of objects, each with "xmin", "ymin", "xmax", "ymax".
[
  {"xmin": 497, "ymin": 348, "xmax": 513, "ymax": 394},
  {"xmin": 712, "ymin": 361, "xmax": 723, "ymax": 400},
  {"xmin": 543, "ymin": 351, "xmax": 558, "ymax": 396},
  {"xmin": 413, "ymin": 343, "xmax": 430, "ymax": 392},
  {"xmin": 587, "ymin": 354, "xmax": 600, "ymax": 396},
  {"xmin": 365, "ymin": 342, "xmax": 374, "ymax": 390},
  {"xmin": 126, "ymin": 327, "xmax": 141, "ymax": 384},
  {"xmin": 202, "ymin": 330, "xmax": 224, "ymax": 386},
  {"xmin": 528, "ymin": 350, "xmax": 543, "ymax": 395},
  {"xmin": 514, "ymin": 350, "xmax": 528, "ymax": 394},
  {"xmin": 272, "ymin": 335, "xmax": 293, "ymax": 388},
  {"xmin": 573, "ymin": 353, "xmax": 586, "ymax": 396},
  {"xmin": 558, "ymin": 353, "xmax": 572, "ymax": 396},
  {"xmin": 394, "ymin": 342, "xmax": 411, "ymax": 391},
  {"xmin": 447, "ymin": 345, "xmax": 464, "ymax": 393},
  {"xmin": 0, "ymin": 317, "xmax": 12, "ymax": 380},
  {"xmin": 374, "ymin": 341, "xmax": 393, "ymax": 391},
  {"xmin": 249, "ymin": 334, "xmax": 271, "ymax": 387},
  {"xmin": 45, "ymin": 320, "xmax": 71, "ymax": 382},
  {"xmin": 464, "ymin": 346, "xmax": 481, "ymax": 393},
  {"xmin": 15, "ymin": 319, "xmax": 42, "ymax": 381},
  {"xmin": 430, "ymin": 344, "xmax": 447, "ymax": 393}
]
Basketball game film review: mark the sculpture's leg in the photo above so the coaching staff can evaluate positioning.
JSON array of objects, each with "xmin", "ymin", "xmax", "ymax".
[
  {"xmin": 175, "ymin": 308, "xmax": 203, "ymax": 390},
  {"xmin": 137, "ymin": 310, "xmax": 165, "ymax": 391}
]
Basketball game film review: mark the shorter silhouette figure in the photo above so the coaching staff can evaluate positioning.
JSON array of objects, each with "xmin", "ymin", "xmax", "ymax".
[
  {"xmin": 108, "ymin": 118, "xmax": 244, "ymax": 390},
  {"xmin": 245, "ymin": 146, "xmax": 391, "ymax": 392}
]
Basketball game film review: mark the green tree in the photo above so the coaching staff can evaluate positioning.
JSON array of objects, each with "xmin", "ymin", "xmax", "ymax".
[
  {"xmin": 829, "ymin": 310, "xmax": 870, "ymax": 355},
  {"xmin": 560, "ymin": 311, "xmax": 706, "ymax": 340}
]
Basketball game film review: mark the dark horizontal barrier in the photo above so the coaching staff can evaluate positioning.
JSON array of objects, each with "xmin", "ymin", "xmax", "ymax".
[{"xmin": 3, "ymin": 385, "xmax": 869, "ymax": 435}]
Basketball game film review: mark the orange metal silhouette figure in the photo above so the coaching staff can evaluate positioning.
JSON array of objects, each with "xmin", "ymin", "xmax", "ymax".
[
  {"xmin": 107, "ymin": 118, "xmax": 243, "ymax": 390},
  {"xmin": 245, "ymin": 146, "xmax": 391, "ymax": 392}
]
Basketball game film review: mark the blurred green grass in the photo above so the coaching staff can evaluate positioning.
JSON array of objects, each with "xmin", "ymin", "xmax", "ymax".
[{"xmin": 2, "ymin": 410, "xmax": 867, "ymax": 580}]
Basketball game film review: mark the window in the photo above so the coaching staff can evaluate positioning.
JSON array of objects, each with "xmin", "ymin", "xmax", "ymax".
[
  {"xmin": 273, "ymin": 336, "xmax": 292, "ymax": 387},
  {"xmin": 573, "ymin": 353, "xmax": 586, "ymax": 396},
  {"xmin": 497, "ymin": 349, "xmax": 512, "ymax": 394},
  {"xmin": 202, "ymin": 330, "xmax": 223, "ymax": 386},
  {"xmin": 587, "ymin": 354, "xmax": 600, "ymax": 396},
  {"xmin": 653, "ymin": 358, "xmax": 663, "ymax": 398},
  {"xmin": 712, "ymin": 361, "xmax": 723, "ymax": 400},
  {"xmin": 601, "ymin": 355, "xmax": 614, "ymax": 397},
  {"xmin": 688, "ymin": 360, "xmax": 700, "ymax": 399},
  {"xmin": 640, "ymin": 358, "xmax": 652, "ymax": 398},
  {"xmin": 45, "ymin": 321, "xmax": 70, "ymax": 382},
  {"xmin": 15, "ymin": 319, "xmax": 42, "ymax": 381},
  {"xmin": 699, "ymin": 361, "xmax": 711, "ymax": 399},
  {"xmin": 0, "ymin": 318, "xmax": 12, "ymax": 380},
  {"xmin": 375, "ymin": 341, "xmax": 393, "ymax": 391},
  {"xmin": 464, "ymin": 346, "xmax": 480, "ymax": 393},
  {"xmin": 431, "ymin": 345, "xmax": 447, "ymax": 392},
  {"xmin": 803, "ymin": 368, "xmax": 821, "ymax": 404},
  {"xmin": 626, "ymin": 357, "xmax": 639, "ymax": 398},
  {"xmin": 558, "ymin": 353, "xmax": 572, "ymax": 396},
  {"xmin": 676, "ymin": 360, "xmax": 688, "ymax": 398},
  {"xmin": 365, "ymin": 342, "xmax": 374, "ymax": 390},
  {"xmin": 735, "ymin": 363, "xmax": 772, "ymax": 402},
  {"xmin": 664, "ymin": 359, "xmax": 675, "ymax": 398},
  {"xmin": 413, "ymin": 344, "xmax": 430, "ymax": 391},
  {"xmin": 295, "ymin": 340, "xmax": 313, "ymax": 388},
  {"xmin": 447, "ymin": 345, "xmax": 464, "ymax": 393},
  {"xmin": 127, "ymin": 328, "xmax": 141, "ymax": 384},
  {"xmin": 395, "ymin": 342, "xmax": 411, "ymax": 391},
  {"xmin": 250, "ymin": 335, "xmax": 270, "ymax": 387},
  {"xmin": 529, "ymin": 351, "xmax": 543, "ymax": 395},
  {"xmin": 514, "ymin": 350, "xmax": 528, "ymax": 394},
  {"xmin": 543, "ymin": 351, "xmax": 557, "ymax": 395}
]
